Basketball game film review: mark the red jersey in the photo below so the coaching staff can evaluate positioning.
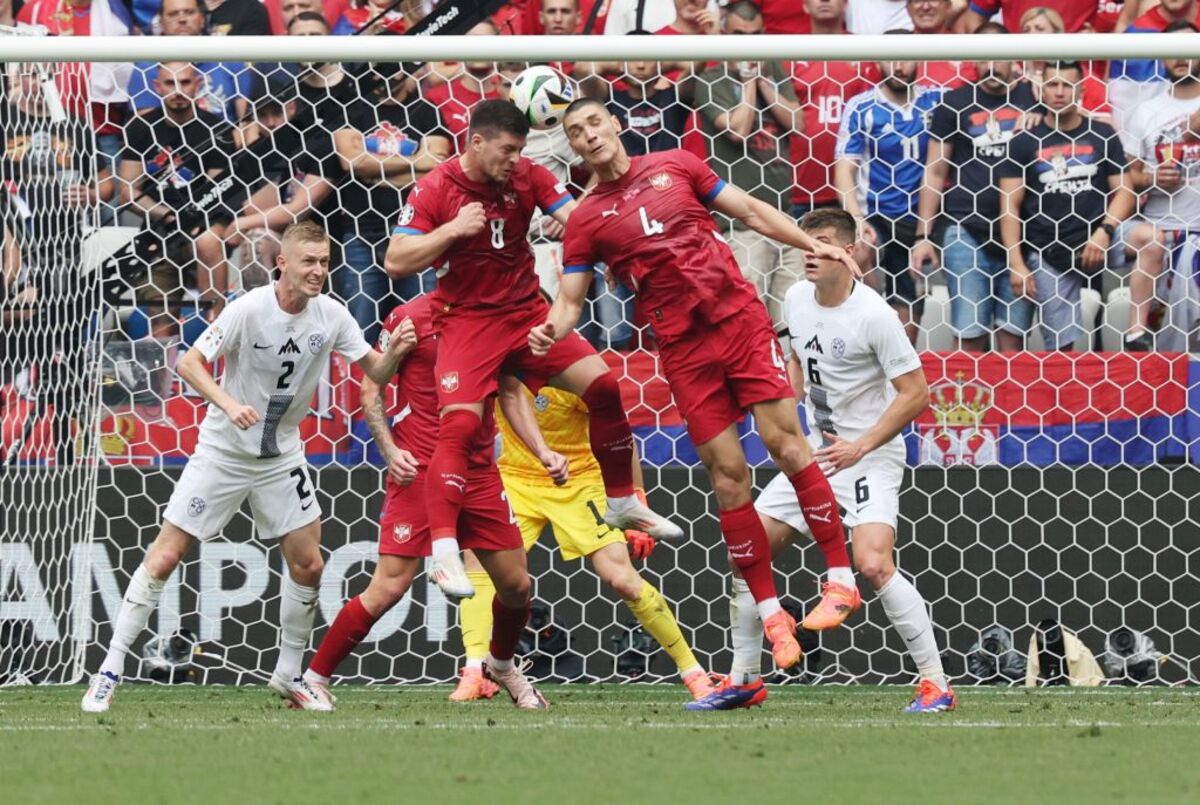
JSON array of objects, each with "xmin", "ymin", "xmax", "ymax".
[
  {"xmin": 968, "ymin": 0, "xmax": 1095, "ymax": 32},
  {"xmin": 562, "ymin": 150, "xmax": 760, "ymax": 345},
  {"xmin": 917, "ymin": 61, "xmax": 979, "ymax": 90},
  {"xmin": 379, "ymin": 296, "xmax": 495, "ymax": 469},
  {"xmin": 791, "ymin": 60, "xmax": 879, "ymax": 206},
  {"xmin": 760, "ymin": 0, "xmax": 812, "ymax": 33},
  {"xmin": 397, "ymin": 157, "xmax": 573, "ymax": 311},
  {"xmin": 1092, "ymin": 0, "xmax": 1126, "ymax": 32},
  {"xmin": 422, "ymin": 78, "xmax": 498, "ymax": 153}
]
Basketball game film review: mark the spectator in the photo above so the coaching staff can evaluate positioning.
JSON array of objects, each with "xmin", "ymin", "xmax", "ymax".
[
  {"xmin": 964, "ymin": 0, "xmax": 1094, "ymax": 32},
  {"xmin": 424, "ymin": 20, "xmax": 503, "ymax": 151},
  {"xmin": 835, "ymin": 36, "xmax": 943, "ymax": 342},
  {"xmin": 791, "ymin": 0, "xmax": 880, "ymax": 217},
  {"xmin": 332, "ymin": 0, "xmax": 415, "ymax": 35},
  {"xmin": 542, "ymin": 0, "xmax": 581, "ymax": 33},
  {"xmin": 1019, "ymin": 6, "xmax": 1110, "ymax": 120},
  {"xmin": 118, "ymin": 62, "xmax": 236, "ymax": 336},
  {"xmin": 1, "ymin": 62, "xmax": 112, "ymax": 462},
  {"xmin": 696, "ymin": 1, "xmax": 802, "ymax": 325},
  {"xmin": 1111, "ymin": 0, "xmax": 1200, "ymax": 130},
  {"xmin": 269, "ymin": 0, "xmax": 346, "ymax": 34},
  {"xmin": 909, "ymin": 0, "xmax": 978, "ymax": 88},
  {"xmin": 204, "ymin": 0, "xmax": 270, "ymax": 36},
  {"xmin": 658, "ymin": 0, "xmax": 718, "ymax": 33},
  {"xmin": 604, "ymin": 0, "xmax": 715, "ymax": 34},
  {"xmin": 126, "ymin": 0, "xmax": 255, "ymax": 124},
  {"xmin": 520, "ymin": 0, "xmax": 611, "ymax": 34},
  {"xmin": 1093, "ymin": 0, "xmax": 1144, "ymax": 33},
  {"xmin": 607, "ymin": 59, "xmax": 691, "ymax": 155},
  {"xmin": 998, "ymin": 61, "xmax": 1136, "ymax": 351},
  {"xmin": 846, "ymin": 0, "xmax": 913, "ymax": 33},
  {"xmin": 334, "ymin": 69, "xmax": 451, "ymax": 341},
  {"xmin": 913, "ymin": 22, "xmax": 1037, "ymax": 352},
  {"xmin": 1120, "ymin": 22, "xmax": 1200, "ymax": 350}
]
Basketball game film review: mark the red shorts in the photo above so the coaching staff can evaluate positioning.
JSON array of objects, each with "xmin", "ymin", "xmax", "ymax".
[
  {"xmin": 378, "ymin": 466, "xmax": 523, "ymax": 557},
  {"xmin": 432, "ymin": 300, "xmax": 595, "ymax": 408},
  {"xmin": 658, "ymin": 307, "xmax": 793, "ymax": 445}
]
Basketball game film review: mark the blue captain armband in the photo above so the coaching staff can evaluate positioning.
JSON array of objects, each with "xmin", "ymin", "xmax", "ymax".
[
  {"xmin": 563, "ymin": 264, "xmax": 594, "ymax": 274},
  {"xmin": 701, "ymin": 180, "xmax": 726, "ymax": 205}
]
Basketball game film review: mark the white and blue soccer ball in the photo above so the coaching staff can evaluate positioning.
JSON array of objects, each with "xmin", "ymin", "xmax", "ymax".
[{"xmin": 508, "ymin": 65, "xmax": 575, "ymax": 130}]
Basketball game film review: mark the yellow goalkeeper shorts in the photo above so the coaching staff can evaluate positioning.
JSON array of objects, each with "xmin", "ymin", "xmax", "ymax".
[{"xmin": 503, "ymin": 477, "xmax": 627, "ymax": 560}]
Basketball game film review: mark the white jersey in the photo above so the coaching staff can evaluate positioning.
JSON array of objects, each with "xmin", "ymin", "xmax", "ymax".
[
  {"xmin": 1122, "ymin": 90, "xmax": 1200, "ymax": 230},
  {"xmin": 845, "ymin": 0, "xmax": 912, "ymax": 35},
  {"xmin": 193, "ymin": 284, "xmax": 371, "ymax": 464},
  {"xmin": 784, "ymin": 280, "xmax": 922, "ymax": 448}
]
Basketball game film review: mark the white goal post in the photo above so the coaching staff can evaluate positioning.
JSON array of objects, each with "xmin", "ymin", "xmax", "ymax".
[{"xmin": 0, "ymin": 30, "xmax": 1197, "ymax": 689}]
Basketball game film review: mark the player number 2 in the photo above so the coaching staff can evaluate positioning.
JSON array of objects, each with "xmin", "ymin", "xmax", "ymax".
[
  {"xmin": 638, "ymin": 206, "xmax": 664, "ymax": 237},
  {"xmin": 290, "ymin": 467, "xmax": 313, "ymax": 502},
  {"xmin": 489, "ymin": 218, "xmax": 505, "ymax": 249},
  {"xmin": 277, "ymin": 360, "xmax": 295, "ymax": 390}
]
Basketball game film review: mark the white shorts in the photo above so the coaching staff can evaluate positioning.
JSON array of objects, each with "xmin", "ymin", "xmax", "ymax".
[
  {"xmin": 755, "ymin": 443, "xmax": 904, "ymax": 534},
  {"xmin": 162, "ymin": 450, "xmax": 321, "ymax": 541}
]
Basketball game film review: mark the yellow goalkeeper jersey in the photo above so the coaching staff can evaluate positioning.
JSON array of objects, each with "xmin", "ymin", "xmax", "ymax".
[{"xmin": 497, "ymin": 386, "xmax": 603, "ymax": 487}]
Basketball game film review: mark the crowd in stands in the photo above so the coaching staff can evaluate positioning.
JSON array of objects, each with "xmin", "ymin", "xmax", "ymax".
[{"xmin": 3, "ymin": 0, "xmax": 1200, "ymax": 368}]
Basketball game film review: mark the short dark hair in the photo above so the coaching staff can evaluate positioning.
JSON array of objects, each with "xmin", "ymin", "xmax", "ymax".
[
  {"xmin": 725, "ymin": 0, "xmax": 763, "ymax": 22},
  {"xmin": 1043, "ymin": 59, "xmax": 1084, "ymax": 79},
  {"xmin": 469, "ymin": 99, "xmax": 531, "ymax": 139},
  {"xmin": 562, "ymin": 96, "xmax": 607, "ymax": 124},
  {"xmin": 287, "ymin": 10, "xmax": 328, "ymax": 31},
  {"xmin": 1165, "ymin": 19, "xmax": 1199, "ymax": 34},
  {"xmin": 799, "ymin": 208, "xmax": 857, "ymax": 246},
  {"xmin": 974, "ymin": 20, "xmax": 1008, "ymax": 35}
]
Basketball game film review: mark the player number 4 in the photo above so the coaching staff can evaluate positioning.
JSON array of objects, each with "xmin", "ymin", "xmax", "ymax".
[{"xmin": 638, "ymin": 206, "xmax": 664, "ymax": 237}]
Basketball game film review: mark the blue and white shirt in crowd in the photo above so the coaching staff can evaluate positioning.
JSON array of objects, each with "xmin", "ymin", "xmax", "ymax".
[{"xmin": 835, "ymin": 85, "xmax": 943, "ymax": 221}]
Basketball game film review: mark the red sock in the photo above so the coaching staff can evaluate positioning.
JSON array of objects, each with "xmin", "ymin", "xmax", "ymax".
[
  {"xmin": 790, "ymin": 463, "xmax": 851, "ymax": 569},
  {"xmin": 488, "ymin": 596, "xmax": 531, "ymax": 661},
  {"xmin": 719, "ymin": 501, "xmax": 778, "ymax": 604},
  {"xmin": 580, "ymin": 373, "xmax": 635, "ymax": 498},
  {"xmin": 309, "ymin": 596, "xmax": 377, "ymax": 679},
  {"xmin": 426, "ymin": 409, "xmax": 480, "ymax": 540}
]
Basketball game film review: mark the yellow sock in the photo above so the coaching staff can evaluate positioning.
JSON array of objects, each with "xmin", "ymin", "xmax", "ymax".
[
  {"xmin": 459, "ymin": 570, "xmax": 495, "ymax": 665},
  {"xmin": 625, "ymin": 581, "xmax": 701, "ymax": 677}
]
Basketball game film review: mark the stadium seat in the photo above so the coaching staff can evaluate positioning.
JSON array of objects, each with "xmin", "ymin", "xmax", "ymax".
[
  {"xmin": 1028, "ymin": 287, "xmax": 1102, "ymax": 352},
  {"xmin": 1101, "ymin": 287, "xmax": 1131, "ymax": 352},
  {"xmin": 916, "ymin": 284, "xmax": 957, "ymax": 352}
]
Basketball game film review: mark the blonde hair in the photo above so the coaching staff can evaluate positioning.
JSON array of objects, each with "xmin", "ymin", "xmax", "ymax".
[
  {"xmin": 1020, "ymin": 6, "xmax": 1065, "ymax": 33},
  {"xmin": 280, "ymin": 219, "xmax": 329, "ymax": 252}
]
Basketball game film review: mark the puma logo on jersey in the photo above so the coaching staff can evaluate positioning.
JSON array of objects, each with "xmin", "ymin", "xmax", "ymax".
[
  {"xmin": 804, "ymin": 334, "xmax": 823, "ymax": 354},
  {"xmin": 601, "ymin": 204, "xmax": 619, "ymax": 218},
  {"xmin": 279, "ymin": 338, "xmax": 301, "ymax": 355}
]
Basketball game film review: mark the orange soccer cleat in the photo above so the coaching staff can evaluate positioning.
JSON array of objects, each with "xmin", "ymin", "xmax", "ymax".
[
  {"xmin": 801, "ymin": 581, "xmax": 863, "ymax": 632},
  {"xmin": 682, "ymin": 670, "xmax": 717, "ymax": 701},
  {"xmin": 448, "ymin": 666, "xmax": 501, "ymax": 702},
  {"xmin": 763, "ymin": 610, "xmax": 802, "ymax": 669}
]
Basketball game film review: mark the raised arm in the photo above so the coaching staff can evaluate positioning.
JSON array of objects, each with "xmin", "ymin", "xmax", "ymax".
[
  {"xmin": 384, "ymin": 202, "xmax": 486, "ymax": 278},
  {"xmin": 355, "ymin": 316, "xmax": 418, "ymax": 386},
  {"xmin": 529, "ymin": 268, "xmax": 592, "ymax": 354}
]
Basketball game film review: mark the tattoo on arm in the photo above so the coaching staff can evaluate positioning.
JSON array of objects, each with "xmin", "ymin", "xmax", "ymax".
[{"xmin": 364, "ymin": 393, "xmax": 394, "ymax": 455}]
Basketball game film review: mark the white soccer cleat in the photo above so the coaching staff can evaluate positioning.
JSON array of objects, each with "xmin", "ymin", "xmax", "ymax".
[
  {"xmin": 430, "ymin": 553, "xmax": 476, "ymax": 601},
  {"xmin": 81, "ymin": 671, "xmax": 119, "ymax": 713},
  {"xmin": 605, "ymin": 497, "xmax": 685, "ymax": 542},
  {"xmin": 484, "ymin": 657, "xmax": 549, "ymax": 710},
  {"xmin": 269, "ymin": 674, "xmax": 335, "ymax": 711}
]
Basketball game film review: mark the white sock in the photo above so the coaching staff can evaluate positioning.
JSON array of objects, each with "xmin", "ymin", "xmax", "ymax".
[
  {"xmin": 876, "ymin": 571, "xmax": 947, "ymax": 690},
  {"xmin": 465, "ymin": 658, "xmax": 483, "ymax": 671},
  {"xmin": 756, "ymin": 596, "xmax": 782, "ymax": 621},
  {"xmin": 487, "ymin": 653, "xmax": 513, "ymax": 673},
  {"xmin": 828, "ymin": 566, "xmax": 855, "ymax": 588},
  {"xmin": 303, "ymin": 668, "xmax": 330, "ymax": 686},
  {"xmin": 431, "ymin": 537, "xmax": 460, "ymax": 560},
  {"xmin": 276, "ymin": 576, "xmax": 320, "ymax": 681},
  {"xmin": 606, "ymin": 494, "xmax": 637, "ymax": 513},
  {"xmin": 729, "ymin": 579, "xmax": 763, "ymax": 685},
  {"xmin": 100, "ymin": 564, "xmax": 165, "ymax": 678},
  {"xmin": 679, "ymin": 664, "xmax": 703, "ymax": 681}
]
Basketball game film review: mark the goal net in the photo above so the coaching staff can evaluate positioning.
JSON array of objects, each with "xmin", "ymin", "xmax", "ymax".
[{"xmin": 1, "ymin": 23, "xmax": 1197, "ymax": 688}]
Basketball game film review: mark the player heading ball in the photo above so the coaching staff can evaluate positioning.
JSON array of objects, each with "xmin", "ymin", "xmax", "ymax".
[{"xmin": 532, "ymin": 99, "xmax": 861, "ymax": 673}]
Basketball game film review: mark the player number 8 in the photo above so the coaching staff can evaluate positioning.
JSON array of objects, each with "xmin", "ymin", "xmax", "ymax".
[{"xmin": 489, "ymin": 218, "xmax": 505, "ymax": 249}]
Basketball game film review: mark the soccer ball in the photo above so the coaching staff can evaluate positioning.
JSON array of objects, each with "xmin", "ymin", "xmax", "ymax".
[{"xmin": 508, "ymin": 65, "xmax": 575, "ymax": 130}]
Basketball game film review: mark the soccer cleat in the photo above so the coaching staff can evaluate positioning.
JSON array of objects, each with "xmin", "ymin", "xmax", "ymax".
[
  {"xmin": 801, "ymin": 581, "xmax": 863, "ymax": 631},
  {"xmin": 429, "ymin": 553, "xmax": 476, "ymax": 601},
  {"xmin": 605, "ymin": 498, "xmax": 685, "ymax": 542},
  {"xmin": 449, "ymin": 666, "xmax": 501, "ymax": 702},
  {"xmin": 684, "ymin": 676, "xmax": 767, "ymax": 711},
  {"xmin": 484, "ymin": 658, "xmax": 549, "ymax": 710},
  {"xmin": 269, "ymin": 674, "xmax": 335, "ymax": 711},
  {"xmin": 904, "ymin": 680, "xmax": 958, "ymax": 713},
  {"xmin": 682, "ymin": 670, "xmax": 717, "ymax": 701},
  {"xmin": 763, "ymin": 609, "xmax": 803, "ymax": 669},
  {"xmin": 81, "ymin": 671, "xmax": 119, "ymax": 713}
]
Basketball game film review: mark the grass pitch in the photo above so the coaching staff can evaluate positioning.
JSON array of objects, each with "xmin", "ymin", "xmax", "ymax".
[{"xmin": 2, "ymin": 685, "xmax": 1197, "ymax": 805}]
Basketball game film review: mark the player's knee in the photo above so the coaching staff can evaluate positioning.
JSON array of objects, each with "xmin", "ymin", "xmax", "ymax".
[
  {"xmin": 854, "ymin": 552, "xmax": 894, "ymax": 588},
  {"xmin": 363, "ymin": 577, "xmax": 407, "ymax": 613},
  {"xmin": 580, "ymin": 371, "xmax": 622, "ymax": 412},
  {"xmin": 287, "ymin": 553, "xmax": 325, "ymax": 586},
  {"xmin": 495, "ymin": 574, "xmax": 531, "ymax": 607},
  {"xmin": 767, "ymin": 435, "xmax": 810, "ymax": 473},
  {"xmin": 710, "ymin": 466, "xmax": 751, "ymax": 509},
  {"xmin": 143, "ymin": 546, "xmax": 183, "ymax": 580},
  {"xmin": 597, "ymin": 559, "xmax": 642, "ymax": 600}
]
